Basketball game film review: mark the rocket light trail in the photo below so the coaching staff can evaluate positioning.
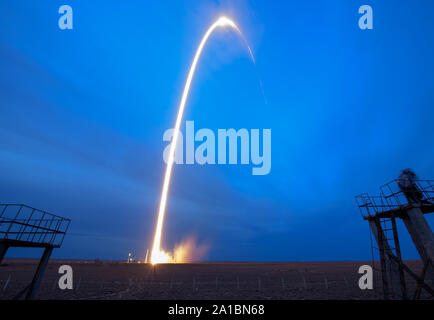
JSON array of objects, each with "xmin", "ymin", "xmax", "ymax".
[{"xmin": 150, "ymin": 16, "xmax": 253, "ymax": 264}]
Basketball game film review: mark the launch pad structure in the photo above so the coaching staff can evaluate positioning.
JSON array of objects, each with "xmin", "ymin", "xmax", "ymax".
[
  {"xmin": 356, "ymin": 179, "xmax": 434, "ymax": 300},
  {"xmin": 0, "ymin": 204, "xmax": 70, "ymax": 299}
]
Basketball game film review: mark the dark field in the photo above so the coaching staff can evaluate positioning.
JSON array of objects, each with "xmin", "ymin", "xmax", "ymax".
[{"xmin": 0, "ymin": 259, "xmax": 430, "ymax": 300}]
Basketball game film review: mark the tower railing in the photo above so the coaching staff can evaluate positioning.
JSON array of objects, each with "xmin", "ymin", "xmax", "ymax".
[
  {"xmin": 355, "ymin": 179, "xmax": 434, "ymax": 218},
  {"xmin": 0, "ymin": 204, "xmax": 70, "ymax": 248},
  {"xmin": 380, "ymin": 179, "xmax": 434, "ymax": 208}
]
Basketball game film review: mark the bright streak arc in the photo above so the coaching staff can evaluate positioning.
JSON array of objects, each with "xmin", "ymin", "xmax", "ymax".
[{"xmin": 151, "ymin": 17, "xmax": 243, "ymax": 264}]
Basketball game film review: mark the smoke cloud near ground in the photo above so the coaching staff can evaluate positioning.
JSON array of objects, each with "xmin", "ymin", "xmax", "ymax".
[{"xmin": 173, "ymin": 235, "xmax": 210, "ymax": 262}]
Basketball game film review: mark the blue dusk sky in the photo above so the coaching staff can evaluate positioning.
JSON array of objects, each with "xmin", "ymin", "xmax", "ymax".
[{"xmin": 0, "ymin": 0, "xmax": 433, "ymax": 261}]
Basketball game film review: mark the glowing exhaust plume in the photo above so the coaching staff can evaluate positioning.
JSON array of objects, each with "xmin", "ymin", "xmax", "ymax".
[{"xmin": 151, "ymin": 16, "xmax": 252, "ymax": 264}]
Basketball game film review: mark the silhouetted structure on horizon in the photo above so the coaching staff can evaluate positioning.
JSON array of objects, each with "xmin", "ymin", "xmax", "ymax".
[
  {"xmin": 356, "ymin": 172, "xmax": 434, "ymax": 300},
  {"xmin": 0, "ymin": 204, "xmax": 70, "ymax": 299}
]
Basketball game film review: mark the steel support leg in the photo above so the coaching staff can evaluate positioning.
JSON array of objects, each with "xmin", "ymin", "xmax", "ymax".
[
  {"xmin": 403, "ymin": 207, "xmax": 434, "ymax": 286},
  {"xmin": 370, "ymin": 218, "xmax": 402, "ymax": 299},
  {"xmin": 406, "ymin": 207, "xmax": 434, "ymax": 261},
  {"xmin": 0, "ymin": 243, "xmax": 8, "ymax": 264},
  {"xmin": 370, "ymin": 219, "xmax": 390, "ymax": 299},
  {"xmin": 25, "ymin": 247, "xmax": 53, "ymax": 300},
  {"xmin": 391, "ymin": 217, "xmax": 407, "ymax": 299}
]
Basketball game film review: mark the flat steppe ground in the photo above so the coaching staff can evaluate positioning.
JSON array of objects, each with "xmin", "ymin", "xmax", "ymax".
[{"xmin": 0, "ymin": 259, "xmax": 431, "ymax": 300}]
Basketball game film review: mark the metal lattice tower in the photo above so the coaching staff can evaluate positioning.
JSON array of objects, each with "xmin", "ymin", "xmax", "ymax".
[
  {"xmin": 356, "ymin": 179, "xmax": 434, "ymax": 300},
  {"xmin": 0, "ymin": 204, "xmax": 70, "ymax": 299}
]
